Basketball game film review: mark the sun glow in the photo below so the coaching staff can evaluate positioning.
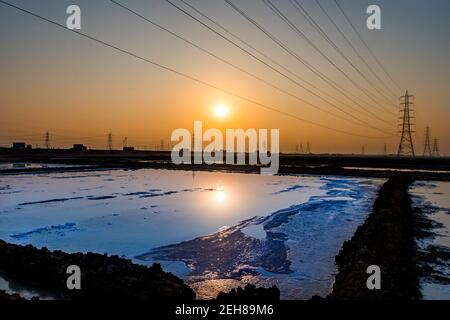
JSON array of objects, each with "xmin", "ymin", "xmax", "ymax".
[
  {"xmin": 215, "ymin": 185, "xmax": 226, "ymax": 202},
  {"xmin": 214, "ymin": 104, "xmax": 229, "ymax": 118}
]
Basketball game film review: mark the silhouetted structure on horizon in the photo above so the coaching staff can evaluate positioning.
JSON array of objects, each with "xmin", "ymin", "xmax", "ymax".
[
  {"xmin": 72, "ymin": 144, "xmax": 87, "ymax": 152},
  {"xmin": 12, "ymin": 142, "xmax": 26, "ymax": 151},
  {"xmin": 397, "ymin": 90, "xmax": 415, "ymax": 157},
  {"xmin": 423, "ymin": 126, "xmax": 432, "ymax": 157}
]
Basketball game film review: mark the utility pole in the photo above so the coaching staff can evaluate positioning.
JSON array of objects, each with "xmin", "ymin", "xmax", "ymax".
[
  {"xmin": 361, "ymin": 145, "xmax": 365, "ymax": 155},
  {"xmin": 383, "ymin": 143, "xmax": 387, "ymax": 155},
  {"xmin": 107, "ymin": 132, "xmax": 113, "ymax": 151},
  {"xmin": 423, "ymin": 126, "xmax": 432, "ymax": 157},
  {"xmin": 123, "ymin": 137, "xmax": 128, "ymax": 148},
  {"xmin": 397, "ymin": 90, "xmax": 415, "ymax": 157}
]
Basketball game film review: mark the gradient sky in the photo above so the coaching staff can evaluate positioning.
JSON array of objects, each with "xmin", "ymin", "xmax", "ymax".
[{"xmin": 1, "ymin": 0, "xmax": 449, "ymax": 154}]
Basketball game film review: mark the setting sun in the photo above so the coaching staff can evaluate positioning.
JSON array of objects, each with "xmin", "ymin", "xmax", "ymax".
[{"xmin": 214, "ymin": 104, "xmax": 229, "ymax": 118}]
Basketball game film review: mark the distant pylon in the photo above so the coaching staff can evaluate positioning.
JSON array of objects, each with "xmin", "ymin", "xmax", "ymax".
[
  {"xmin": 44, "ymin": 131, "xmax": 50, "ymax": 149},
  {"xmin": 432, "ymin": 137, "xmax": 440, "ymax": 157},
  {"xmin": 160, "ymin": 139, "xmax": 164, "ymax": 151},
  {"xmin": 361, "ymin": 146, "xmax": 365, "ymax": 155},
  {"xmin": 305, "ymin": 141, "xmax": 311, "ymax": 154},
  {"xmin": 123, "ymin": 137, "xmax": 128, "ymax": 148},
  {"xmin": 299, "ymin": 143, "xmax": 304, "ymax": 154},
  {"xmin": 397, "ymin": 90, "xmax": 415, "ymax": 157},
  {"xmin": 107, "ymin": 132, "xmax": 113, "ymax": 150},
  {"xmin": 423, "ymin": 126, "xmax": 432, "ymax": 157},
  {"xmin": 383, "ymin": 143, "xmax": 387, "ymax": 155}
]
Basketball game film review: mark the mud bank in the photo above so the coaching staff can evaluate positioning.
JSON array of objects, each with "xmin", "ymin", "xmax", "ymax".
[
  {"xmin": 0, "ymin": 240, "xmax": 278, "ymax": 301},
  {"xmin": 0, "ymin": 240, "xmax": 195, "ymax": 300},
  {"xmin": 329, "ymin": 175, "xmax": 421, "ymax": 299}
]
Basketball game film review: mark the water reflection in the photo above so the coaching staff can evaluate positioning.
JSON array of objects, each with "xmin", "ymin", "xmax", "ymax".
[
  {"xmin": 0, "ymin": 169, "xmax": 384, "ymax": 299},
  {"xmin": 215, "ymin": 187, "xmax": 226, "ymax": 203}
]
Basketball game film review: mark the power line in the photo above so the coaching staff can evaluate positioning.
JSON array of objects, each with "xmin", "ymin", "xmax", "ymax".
[
  {"xmin": 221, "ymin": 0, "xmax": 396, "ymax": 121},
  {"xmin": 292, "ymin": 0, "xmax": 398, "ymax": 100},
  {"xmin": 0, "ymin": 0, "xmax": 390, "ymax": 139},
  {"xmin": 334, "ymin": 0, "xmax": 402, "ymax": 92},
  {"xmin": 108, "ymin": 0, "xmax": 387, "ymax": 130},
  {"xmin": 270, "ymin": 0, "xmax": 397, "ymax": 106},
  {"xmin": 164, "ymin": 0, "xmax": 394, "ymax": 133},
  {"xmin": 166, "ymin": 0, "xmax": 395, "ymax": 130},
  {"xmin": 259, "ymin": 0, "xmax": 396, "ymax": 111},
  {"xmin": 178, "ymin": 0, "xmax": 394, "ymax": 126}
]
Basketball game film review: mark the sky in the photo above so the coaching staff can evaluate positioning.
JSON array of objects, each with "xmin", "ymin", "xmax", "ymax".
[{"xmin": 0, "ymin": 0, "xmax": 449, "ymax": 154}]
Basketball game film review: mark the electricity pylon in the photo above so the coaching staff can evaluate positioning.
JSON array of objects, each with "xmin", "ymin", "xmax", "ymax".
[
  {"xmin": 44, "ymin": 131, "xmax": 50, "ymax": 149},
  {"xmin": 397, "ymin": 90, "xmax": 415, "ymax": 157},
  {"xmin": 305, "ymin": 141, "xmax": 311, "ymax": 154},
  {"xmin": 423, "ymin": 126, "xmax": 432, "ymax": 157},
  {"xmin": 107, "ymin": 132, "xmax": 113, "ymax": 150},
  {"xmin": 432, "ymin": 137, "xmax": 440, "ymax": 157}
]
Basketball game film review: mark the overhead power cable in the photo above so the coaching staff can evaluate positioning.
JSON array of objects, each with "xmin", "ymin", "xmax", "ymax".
[
  {"xmin": 166, "ymin": 0, "xmax": 395, "ymax": 127},
  {"xmin": 291, "ymin": 0, "xmax": 399, "ymax": 100},
  {"xmin": 334, "ymin": 0, "xmax": 402, "ymax": 92},
  {"xmin": 0, "ymin": 0, "xmax": 393, "ymax": 139},
  {"xmin": 227, "ymin": 0, "xmax": 395, "ymax": 113},
  {"xmin": 109, "ymin": 0, "xmax": 393, "ymax": 132},
  {"xmin": 178, "ymin": 0, "xmax": 394, "ymax": 125}
]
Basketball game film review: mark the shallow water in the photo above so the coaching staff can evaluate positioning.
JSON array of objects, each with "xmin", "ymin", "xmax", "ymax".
[
  {"xmin": 0, "ymin": 169, "xmax": 383, "ymax": 299},
  {"xmin": 410, "ymin": 181, "xmax": 450, "ymax": 300}
]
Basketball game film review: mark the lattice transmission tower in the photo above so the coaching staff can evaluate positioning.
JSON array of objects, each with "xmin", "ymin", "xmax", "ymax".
[
  {"xmin": 107, "ymin": 132, "xmax": 113, "ymax": 151},
  {"xmin": 44, "ymin": 131, "xmax": 50, "ymax": 149},
  {"xmin": 432, "ymin": 137, "xmax": 440, "ymax": 157},
  {"xmin": 305, "ymin": 141, "xmax": 311, "ymax": 154},
  {"xmin": 397, "ymin": 90, "xmax": 415, "ymax": 157},
  {"xmin": 423, "ymin": 126, "xmax": 432, "ymax": 157}
]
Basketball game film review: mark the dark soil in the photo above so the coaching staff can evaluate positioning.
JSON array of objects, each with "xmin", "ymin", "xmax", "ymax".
[
  {"xmin": 0, "ymin": 240, "xmax": 279, "ymax": 301},
  {"xmin": 0, "ymin": 240, "xmax": 195, "ymax": 300},
  {"xmin": 328, "ymin": 175, "xmax": 421, "ymax": 300}
]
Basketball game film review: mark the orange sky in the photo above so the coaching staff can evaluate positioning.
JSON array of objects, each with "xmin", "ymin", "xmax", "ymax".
[{"xmin": 0, "ymin": 0, "xmax": 449, "ymax": 154}]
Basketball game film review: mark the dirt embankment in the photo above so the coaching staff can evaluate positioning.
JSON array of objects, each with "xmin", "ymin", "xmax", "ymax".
[
  {"xmin": 329, "ymin": 175, "xmax": 421, "ymax": 300},
  {"xmin": 0, "ymin": 240, "xmax": 195, "ymax": 300},
  {"xmin": 0, "ymin": 240, "xmax": 279, "ymax": 301}
]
